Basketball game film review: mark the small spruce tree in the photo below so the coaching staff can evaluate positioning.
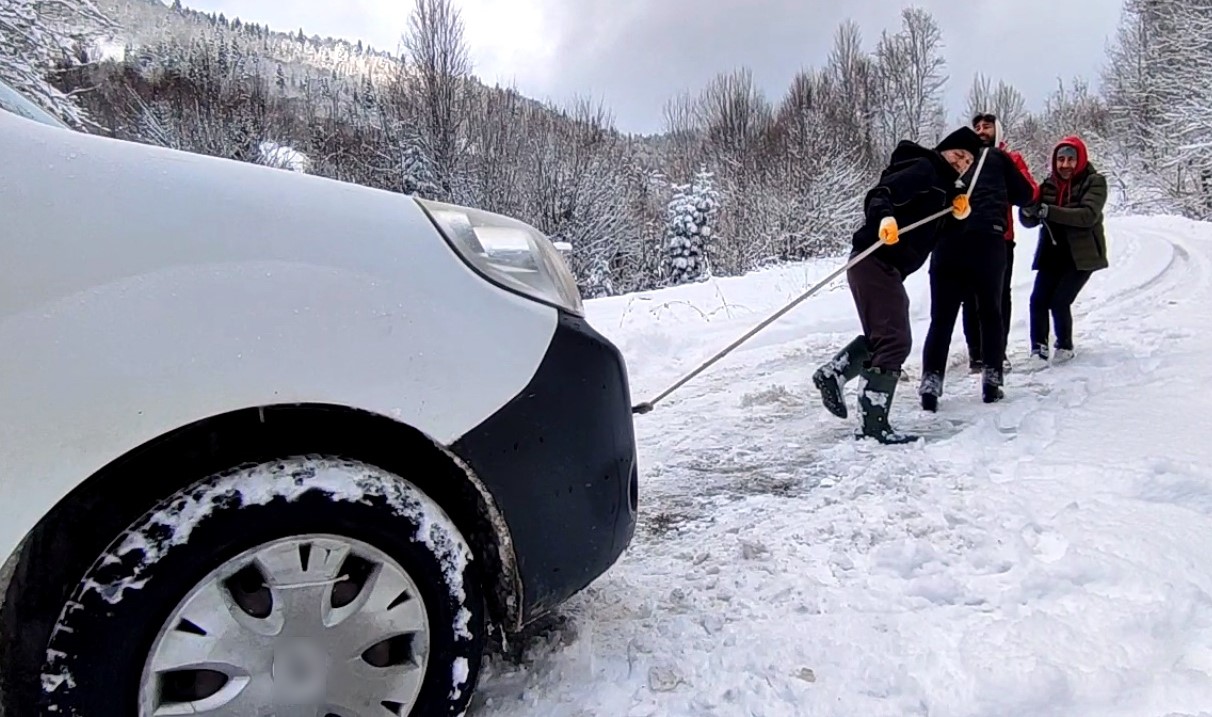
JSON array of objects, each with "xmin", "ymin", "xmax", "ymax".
[{"xmin": 663, "ymin": 167, "xmax": 720, "ymax": 285}]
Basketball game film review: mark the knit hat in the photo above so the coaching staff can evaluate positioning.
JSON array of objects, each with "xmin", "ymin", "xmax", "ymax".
[{"xmin": 934, "ymin": 126, "xmax": 983, "ymax": 156}]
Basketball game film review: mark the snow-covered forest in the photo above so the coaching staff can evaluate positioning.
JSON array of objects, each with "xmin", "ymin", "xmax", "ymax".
[{"xmin": 1, "ymin": 0, "xmax": 1207, "ymax": 296}]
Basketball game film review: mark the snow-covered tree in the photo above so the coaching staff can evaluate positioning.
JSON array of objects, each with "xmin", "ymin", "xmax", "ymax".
[
  {"xmin": 822, "ymin": 21, "xmax": 881, "ymax": 168},
  {"xmin": 0, "ymin": 0, "xmax": 113, "ymax": 127},
  {"xmin": 964, "ymin": 73, "xmax": 1028, "ymax": 141},
  {"xmin": 1154, "ymin": 3, "xmax": 1212, "ymax": 213},
  {"xmin": 872, "ymin": 7, "xmax": 948, "ymax": 155},
  {"xmin": 1102, "ymin": 0, "xmax": 1178, "ymax": 160},
  {"xmin": 400, "ymin": 0, "xmax": 472, "ymax": 199},
  {"xmin": 400, "ymin": 133, "xmax": 441, "ymax": 197},
  {"xmin": 1100, "ymin": 0, "xmax": 1212, "ymax": 217},
  {"xmin": 663, "ymin": 168, "xmax": 720, "ymax": 285},
  {"xmin": 258, "ymin": 140, "xmax": 311, "ymax": 172}
]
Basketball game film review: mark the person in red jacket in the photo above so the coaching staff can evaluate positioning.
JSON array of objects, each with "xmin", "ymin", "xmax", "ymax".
[
  {"xmin": 959, "ymin": 113, "xmax": 1039, "ymax": 374},
  {"xmin": 918, "ymin": 114, "xmax": 1038, "ymax": 408}
]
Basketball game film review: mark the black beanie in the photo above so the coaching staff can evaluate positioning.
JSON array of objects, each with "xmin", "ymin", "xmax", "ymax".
[{"xmin": 935, "ymin": 126, "xmax": 983, "ymax": 155}]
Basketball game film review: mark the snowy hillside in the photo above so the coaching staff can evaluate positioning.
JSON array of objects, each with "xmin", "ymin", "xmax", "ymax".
[
  {"xmin": 92, "ymin": 0, "xmax": 400, "ymax": 75},
  {"xmin": 472, "ymin": 214, "xmax": 1212, "ymax": 717}
]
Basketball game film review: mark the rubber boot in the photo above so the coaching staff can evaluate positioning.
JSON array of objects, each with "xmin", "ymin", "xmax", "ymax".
[
  {"xmin": 813, "ymin": 335, "xmax": 871, "ymax": 419},
  {"xmin": 855, "ymin": 367, "xmax": 919, "ymax": 444},
  {"xmin": 982, "ymin": 365, "xmax": 1004, "ymax": 403},
  {"xmin": 918, "ymin": 370, "xmax": 943, "ymax": 413}
]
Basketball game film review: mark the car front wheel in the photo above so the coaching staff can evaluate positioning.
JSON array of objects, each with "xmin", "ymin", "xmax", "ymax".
[{"xmin": 36, "ymin": 456, "xmax": 485, "ymax": 716}]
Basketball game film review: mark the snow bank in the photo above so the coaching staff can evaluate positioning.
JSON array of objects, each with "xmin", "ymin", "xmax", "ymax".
[{"xmin": 258, "ymin": 140, "xmax": 311, "ymax": 173}]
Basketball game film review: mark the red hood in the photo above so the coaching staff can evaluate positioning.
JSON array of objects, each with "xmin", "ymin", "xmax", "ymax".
[{"xmin": 1052, "ymin": 135, "xmax": 1089, "ymax": 177}]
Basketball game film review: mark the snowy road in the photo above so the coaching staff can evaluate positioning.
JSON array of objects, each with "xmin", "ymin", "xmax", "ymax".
[{"xmin": 471, "ymin": 215, "xmax": 1212, "ymax": 717}]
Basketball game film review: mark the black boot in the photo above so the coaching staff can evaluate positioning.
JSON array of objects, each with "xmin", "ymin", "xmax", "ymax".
[
  {"xmin": 918, "ymin": 370, "xmax": 943, "ymax": 412},
  {"xmin": 1030, "ymin": 343, "xmax": 1049, "ymax": 367},
  {"xmin": 982, "ymin": 365, "xmax": 1004, "ymax": 403},
  {"xmin": 855, "ymin": 367, "xmax": 919, "ymax": 444},
  {"xmin": 813, "ymin": 335, "xmax": 871, "ymax": 419}
]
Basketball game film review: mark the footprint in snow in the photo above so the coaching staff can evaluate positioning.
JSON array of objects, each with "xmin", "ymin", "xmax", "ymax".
[
  {"xmin": 1021, "ymin": 523, "xmax": 1070, "ymax": 563},
  {"xmin": 738, "ymin": 384, "xmax": 799, "ymax": 408}
]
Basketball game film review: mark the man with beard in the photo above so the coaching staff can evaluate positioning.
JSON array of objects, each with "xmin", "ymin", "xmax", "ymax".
[
  {"xmin": 918, "ymin": 117, "xmax": 1039, "ymax": 409},
  {"xmin": 960, "ymin": 113, "xmax": 1039, "ymax": 374},
  {"xmin": 1020, "ymin": 135, "xmax": 1109, "ymax": 363}
]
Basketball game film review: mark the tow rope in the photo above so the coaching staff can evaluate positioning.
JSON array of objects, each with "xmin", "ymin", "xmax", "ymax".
[{"xmin": 632, "ymin": 147, "xmax": 990, "ymax": 415}]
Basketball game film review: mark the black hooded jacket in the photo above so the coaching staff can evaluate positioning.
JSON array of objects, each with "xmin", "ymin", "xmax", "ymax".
[
  {"xmin": 851, "ymin": 139, "xmax": 965, "ymax": 278},
  {"xmin": 931, "ymin": 146, "xmax": 1037, "ymax": 268}
]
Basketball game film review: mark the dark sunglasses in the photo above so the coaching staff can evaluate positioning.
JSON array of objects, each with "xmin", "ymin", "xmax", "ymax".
[{"xmin": 971, "ymin": 113, "xmax": 997, "ymax": 126}]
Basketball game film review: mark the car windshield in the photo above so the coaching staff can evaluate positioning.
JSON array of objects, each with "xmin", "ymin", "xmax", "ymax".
[{"xmin": 0, "ymin": 79, "xmax": 69, "ymax": 129}]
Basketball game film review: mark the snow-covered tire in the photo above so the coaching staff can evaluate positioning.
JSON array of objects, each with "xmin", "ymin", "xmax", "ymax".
[{"xmin": 36, "ymin": 456, "xmax": 485, "ymax": 716}]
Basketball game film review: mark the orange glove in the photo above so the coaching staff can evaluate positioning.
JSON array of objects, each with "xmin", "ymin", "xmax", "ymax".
[
  {"xmin": 879, "ymin": 216, "xmax": 899, "ymax": 245},
  {"xmin": 951, "ymin": 194, "xmax": 971, "ymax": 219}
]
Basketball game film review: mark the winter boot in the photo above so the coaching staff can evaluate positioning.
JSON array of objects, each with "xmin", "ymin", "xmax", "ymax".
[
  {"xmin": 968, "ymin": 358, "xmax": 983, "ymax": 374},
  {"xmin": 1030, "ymin": 343, "xmax": 1049, "ymax": 363},
  {"xmin": 981, "ymin": 365, "xmax": 1004, "ymax": 403},
  {"xmin": 1053, "ymin": 346, "xmax": 1075, "ymax": 364},
  {"xmin": 918, "ymin": 370, "xmax": 943, "ymax": 413},
  {"xmin": 855, "ymin": 367, "xmax": 919, "ymax": 444},
  {"xmin": 813, "ymin": 335, "xmax": 871, "ymax": 419}
]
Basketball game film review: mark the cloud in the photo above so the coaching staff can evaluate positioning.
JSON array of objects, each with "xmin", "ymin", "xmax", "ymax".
[
  {"xmin": 178, "ymin": 0, "xmax": 1123, "ymax": 134},
  {"xmin": 520, "ymin": 0, "xmax": 1122, "ymax": 133}
]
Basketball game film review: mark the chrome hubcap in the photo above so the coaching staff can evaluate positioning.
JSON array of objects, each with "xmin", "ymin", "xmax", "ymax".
[{"xmin": 139, "ymin": 535, "xmax": 430, "ymax": 716}]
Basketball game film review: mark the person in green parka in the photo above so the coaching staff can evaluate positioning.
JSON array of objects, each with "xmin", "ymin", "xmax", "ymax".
[{"xmin": 1018, "ymin": 134, "xmax": 1109, "ymax": 364}]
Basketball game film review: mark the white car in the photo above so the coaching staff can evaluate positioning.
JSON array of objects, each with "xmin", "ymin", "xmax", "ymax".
[{"xmin": 0, "ymin": 79, "xmax": 638, "ymax": 716}]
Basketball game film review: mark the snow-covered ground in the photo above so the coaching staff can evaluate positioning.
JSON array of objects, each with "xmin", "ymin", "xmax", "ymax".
[{"xmin": 471, "ymin": 215, "xmax": 1212, "ymax": 717}]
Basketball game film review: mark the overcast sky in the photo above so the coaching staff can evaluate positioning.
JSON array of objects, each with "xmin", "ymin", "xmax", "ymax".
[{"xmin": 178, "ymin": 0, "xmax": 1123, "ymax": 136}]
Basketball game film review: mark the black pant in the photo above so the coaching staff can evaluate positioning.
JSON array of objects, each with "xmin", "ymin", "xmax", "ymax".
[
  {"xmin": 962, "ymin": 240, "xmax": 1014, "ymax": 362},
  {"xmin": 1030, "ymin": 267, "xmax": 1092, "ymax": 350},
  {"xmin": 847, "ymin": 255, "xmax": 911, "ymax": 371},
  {"xmin": 922, "ymin": 246, "xmax": 1007, "ymax": 377}
]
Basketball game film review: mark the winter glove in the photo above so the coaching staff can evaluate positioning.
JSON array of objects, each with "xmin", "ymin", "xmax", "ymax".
[
  {"xmin": 1020, "ymin": 203, "xmax": 1041, "ymax": 221},
  {"xmin": 1037, "ymin": 203, "xmax": 1050, "ymax": 218},
  {"xmin": 878, "ymin": 216, "xmax": 899, "ymax": 245},
  {"xmin": 951, "ymin": 194, "xmax": 971, "ymax": 219}
]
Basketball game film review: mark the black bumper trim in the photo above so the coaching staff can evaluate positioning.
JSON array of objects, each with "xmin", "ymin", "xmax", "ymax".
[{"xmin": 451, "ymin": 312, "xmax": 638, "ymax": 624}]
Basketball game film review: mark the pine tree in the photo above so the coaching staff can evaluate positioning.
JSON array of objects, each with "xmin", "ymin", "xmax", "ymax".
[
  {"xmin": 582, "ymin": 254, "xmax": 615, "ymax": 298},
  {"xmin": 400, "ymin": 133, "xmax": 441, "ymax": 198},
  {"xmin": 663, "ymin": 167, "xmax": 720, "ymax": 285}
]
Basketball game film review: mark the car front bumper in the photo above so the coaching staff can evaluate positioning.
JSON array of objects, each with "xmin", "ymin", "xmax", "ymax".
[{"xmin": 450, "ymin": 312, "xmax": 638, "ymax": 625}]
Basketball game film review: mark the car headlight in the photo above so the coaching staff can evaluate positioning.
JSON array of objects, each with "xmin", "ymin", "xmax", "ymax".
[{"xmin": 415, "ymin": 197, "xmax": 584, "ymax": 317}]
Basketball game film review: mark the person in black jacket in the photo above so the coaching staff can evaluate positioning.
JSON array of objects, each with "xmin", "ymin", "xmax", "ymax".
[
  {"xmin": 918, "ymin": 137, "xmax": 1039, "ymax": 409},
  {"xmin": 813, "ymin": 126, "xmax": 983, "ymax": 444},
  {"xmin": 959, "ymin": 113, "xmax": 1039, "ymax": 374}
]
